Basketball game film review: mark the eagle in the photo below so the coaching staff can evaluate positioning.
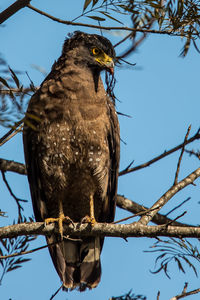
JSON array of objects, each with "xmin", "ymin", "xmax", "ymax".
[{"xmin": 23, "ymin": 31, "xmax": 120, "ymax": 291}]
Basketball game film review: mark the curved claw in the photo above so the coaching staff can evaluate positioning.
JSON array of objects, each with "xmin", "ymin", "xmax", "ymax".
[
  {"xmin": 81, "ymin": 215, "xmax": 96, "ymax": 226},
  {"xmin": 45, "ymin": 214, "xmax": 73, "ymax": 239}
]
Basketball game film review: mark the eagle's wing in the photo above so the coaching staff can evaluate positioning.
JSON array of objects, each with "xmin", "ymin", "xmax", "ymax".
[
  {"xmin": 23, "ymin": 92, "xmax": 48, "ymax": 222},
  {"xmin": 100, "ymin": 99, "xmax": 120, "ymax": 223}
]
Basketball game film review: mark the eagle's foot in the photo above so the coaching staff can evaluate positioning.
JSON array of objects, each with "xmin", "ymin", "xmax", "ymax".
[
  {"xmin": 81, "ymin": 215, "xmax": 96, "ymax": 226},
  {"xmin": 45, "ymin": 215, "xmax": 73, "ymax": 239}
]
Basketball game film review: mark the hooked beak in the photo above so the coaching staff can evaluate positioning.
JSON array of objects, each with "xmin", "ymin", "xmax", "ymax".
[
  {"xmin": 105, "ymin": 59, "xmax": 114, "ymax": 75},
  {"xmin": 95, "ymin": 52, "xmax": 114, "ymax": 75}
]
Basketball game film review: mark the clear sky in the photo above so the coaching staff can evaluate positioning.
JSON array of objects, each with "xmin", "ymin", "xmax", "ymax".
[{"xmin": 1, "ymin": 1, "xmax": 200, "ymax": 300}]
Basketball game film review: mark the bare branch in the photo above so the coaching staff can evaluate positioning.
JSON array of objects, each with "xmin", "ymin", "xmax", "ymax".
[
  {"xmin": 116, "ymin": 196, "xmax": 193, "ymax": 227},
  {"xmin": 139, "ymin": 167, "xmax": 200, "ymax": 225},
  {"xmin": 174, "ymin": 125, "xmax": 191, "ymax": 185},
  {"xmin": 0, "ymin": 124, "xmax": 23, "ymax": 146},
  {"xmin": 0, "ymin": 158, "xmax": 26, "ymax": 175},
  {"xmin": 0, "ymin": 87, "xmax": 34, "ymax": 95},
  {"xmin": 185, "ymin": 149, "xmax": 200, "ymax": 160},
  {"xmin": 49, "ymin": 285, "xmax": 63, "ymax": 300},
  {"xmin": 157, "ymin": 291, "xmax": 160, "ymax": 300},
  {"xmin": 0, "ymin": 0, "xmax": 31, "ymax": 25},
  {"xmin": 2, "ymin": 222, "xmax": 200, "ymax": 240},
  {"xmin": 0, "ymin": 119, "xmax": 24, "ymax": 147},
  {"xmin": 170, "ymin": 285, "xmax": 200, "ymax": 300},
  {"xmin": 0, "ymin": 242, "xmax": 55, "ymax": 260},
  {"xmin": 165, "ymin": 197, "xmax": 191, "ymax": 217},
  {"xmin": 1, "ymin": 171, "xmax": 27, "ymax": 221},
  {"xmin": 119, "ymin": 128, "xmax": 200, "ymax": 176}
]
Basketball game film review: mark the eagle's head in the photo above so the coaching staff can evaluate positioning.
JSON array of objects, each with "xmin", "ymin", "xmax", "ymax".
[{"xmin": 62, "ymin": 31, "xmax": 116, "ymax": 74}]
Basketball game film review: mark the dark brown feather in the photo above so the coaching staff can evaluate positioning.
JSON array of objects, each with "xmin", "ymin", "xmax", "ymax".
[{"xmin": 23, "ymin": 31, "xmax": 120, "ymax": 291}]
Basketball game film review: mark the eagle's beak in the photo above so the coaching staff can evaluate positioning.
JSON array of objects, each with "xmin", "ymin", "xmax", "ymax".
[
  {"xmin": 95, "ymin": 53, "xmax": 114, "ymax": 74},
  {"xmin": 105, "ymin": 58, "xmax": 114, "ymax": 75}
]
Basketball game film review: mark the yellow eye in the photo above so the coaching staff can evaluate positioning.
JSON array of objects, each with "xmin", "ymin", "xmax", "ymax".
[{"xmin": 92, "ymin": 47, "xmax": 100, "ymax": 55}]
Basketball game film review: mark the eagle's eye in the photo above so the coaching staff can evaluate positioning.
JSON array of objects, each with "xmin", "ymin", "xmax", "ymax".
[{"xmin": 92, "ymin": 47, "xmax": 100, "ymax": 56}]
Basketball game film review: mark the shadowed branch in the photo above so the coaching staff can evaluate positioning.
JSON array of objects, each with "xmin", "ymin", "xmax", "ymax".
[{"xmin": 1, "ymin": 221, "xmax": 200, "ymax": 240}]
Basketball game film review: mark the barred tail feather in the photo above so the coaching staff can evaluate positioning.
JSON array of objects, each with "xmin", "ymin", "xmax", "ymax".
[{"xmin": 46, "ymin": 235, "xmax": 102, "ymax": 291}]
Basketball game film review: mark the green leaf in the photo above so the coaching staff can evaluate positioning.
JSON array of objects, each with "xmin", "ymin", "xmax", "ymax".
[
  {"xmin": 9, "ymin": 67, "xmax": 20, "ymax": 88},
  {"xmin": 7, "ymin": 265, "xmax": 21, "ymax": 272},
  {"xmin": 92, "ymin": 0, "xmax": 99, "ymax": 7},
  {"xmin": 87, "ymin": 15, "xmax": 105, "ymax": 21},
  {"xmin": 83, "ymin": 0, "xmax": 92, "ymax": 11},
  {"xmin": 100, "ymin": 11, "xmax": 124, "ymax": 24},
  {"xmin": 118, "ymin": 4, "xmax": 138, "ymax": 13},
  {"xmin": 0, "ymin": 76, "xmax": 10, "ymax": 89}
]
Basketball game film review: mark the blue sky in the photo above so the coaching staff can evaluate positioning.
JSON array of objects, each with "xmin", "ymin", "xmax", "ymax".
[{"xmin": 1, "ymin": 1, "xmax": 200, "ymax": 299}]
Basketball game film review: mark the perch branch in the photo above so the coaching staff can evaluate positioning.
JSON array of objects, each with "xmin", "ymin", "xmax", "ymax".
[{"xmin": 1, "ymin": 222, "xmax": 200, "ymax": 239}]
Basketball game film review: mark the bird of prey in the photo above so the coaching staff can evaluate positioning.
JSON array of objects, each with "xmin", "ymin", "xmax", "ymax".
[{"xmin": 23, "ymin": 31, "xmax": 120, "ymax": 291}]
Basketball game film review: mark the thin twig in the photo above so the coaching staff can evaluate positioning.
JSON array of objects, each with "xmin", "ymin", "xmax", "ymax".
[
  {"xmin": 182, "ymin": 283, "xmax": 188, "ymax": 294},
  {"xmin": 174, "ymin": 125, "xmax": 191, "ymax": 185},
  {"xmin": 49, "ymin": 285, "xmax": 63, "ymax": 300},
  {"xmin": 170, "ymin": 287, "xmax": 200, "ymax": 300},
  {"xmin": 0, "ymin": 119, "xmax": 24, "ymax": 147},
  {"xmin": 157, "ymin": 291, "xmax": 160, "ymax": 300},
  {"xmin": 119, "ymin": 128, "xmax": 200, "ymax": 176},
  {"xmin": 1, "ymin": 171, "xmax": 27, "ymax": 220},
  {"xmin": 160, "ymin": 211, "xmax": 187, "ymax": 227},
  {"xmin": 0, "ymin": 87, "xmax": 34, "ymax": 95},
  {"xmin": 112, "ymin": 206, "xmax": 160, "ymax": 224},
  {"xmin": 185, "ymin": 149, "xmax": 200, "ymax": 160},
  {"xmin": 165, "ymin": 197, "xmax": 191, "ymax": 217},
  {"xmin": 117, "ymin": 195, "xmax": 193, "ymax": 227},
  {"xmin": 114, "ymin": 33, "xmax": 132, "ymax": 48},
  {"xmin": 0, "ymin": 124, "xmax": 23, "ymax": 147},
  {"xmin": 0, "ymin": 242, "xmax": 57, "ymax": 259}
]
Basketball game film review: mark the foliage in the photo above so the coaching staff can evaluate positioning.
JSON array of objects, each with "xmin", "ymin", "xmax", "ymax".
[
  {"xmin": 80, "ymin": 0, "xmax": 200, "ymax": 56},
  {"xmin": 0, "ymin": 56, "xmax": 35, "ymax": 127},
  {"xmin": 145, "ymin": 238, "xmax": 200, "ymax": 278},
  {"xmin": 110, "ymin": 289, "xmax": 147, "ymax": 300},
  {"xmin": 0, "ymin": 218, "xmax": 36, "ymax": 285}
]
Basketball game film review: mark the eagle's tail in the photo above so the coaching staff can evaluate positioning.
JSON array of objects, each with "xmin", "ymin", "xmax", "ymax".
[{"xmin": 46, "ymin": 235, "xmax": 102, "ymax": 291}]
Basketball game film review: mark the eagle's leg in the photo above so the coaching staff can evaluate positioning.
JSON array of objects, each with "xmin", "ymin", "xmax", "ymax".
[
  {"xmin": 81, "ymin": 195, "xmax": 96, "ymax": 226},
  {"xmin": 45, "ymin": 199, "xmax": 72, "ymax": 238},
  {"xmin": 89, "ymin": 194, "xmax": 96, "ymax": 226}
]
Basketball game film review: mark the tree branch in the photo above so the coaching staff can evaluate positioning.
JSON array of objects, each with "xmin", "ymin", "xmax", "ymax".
[
  {"xmin": 174, "ymin": 125, "xmax": 191, "ymax": 185},
  {"xmin": 116, "ymin": 196, "xmax": 193, "ymax": 227},
  {"xmin": 1, "ymin": 222, "xmax": 200, "ymax": 240},
  {"xmin": 139, "ymin": 167, "xmax": 200, "ymax": 225},
  {"xmin": 119, "ymin": 128, "xmax": 200, "ymax": 176},
  {"xmin": 0, "ymin": 0, "xmax": 31, "ymax": 25},
  {"xmin": 0, "ymin": 158, "xmax": 26, "ymax": 175},
  {"xmin": 27, "ymin": 4, "xmax": 194, "ymax": 37},
  {"xmin": 170, "ymin": 287, "xmax": 200, "ymax": 300}
]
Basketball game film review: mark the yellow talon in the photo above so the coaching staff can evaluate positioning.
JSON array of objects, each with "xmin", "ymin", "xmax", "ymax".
[
  {"xmin": 81, "ymin": 195, "xmax": 96, "ymax": 226},
  {"xmin": 45, "ymin": 198, "xmax": 73, "ymax": 239}
]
